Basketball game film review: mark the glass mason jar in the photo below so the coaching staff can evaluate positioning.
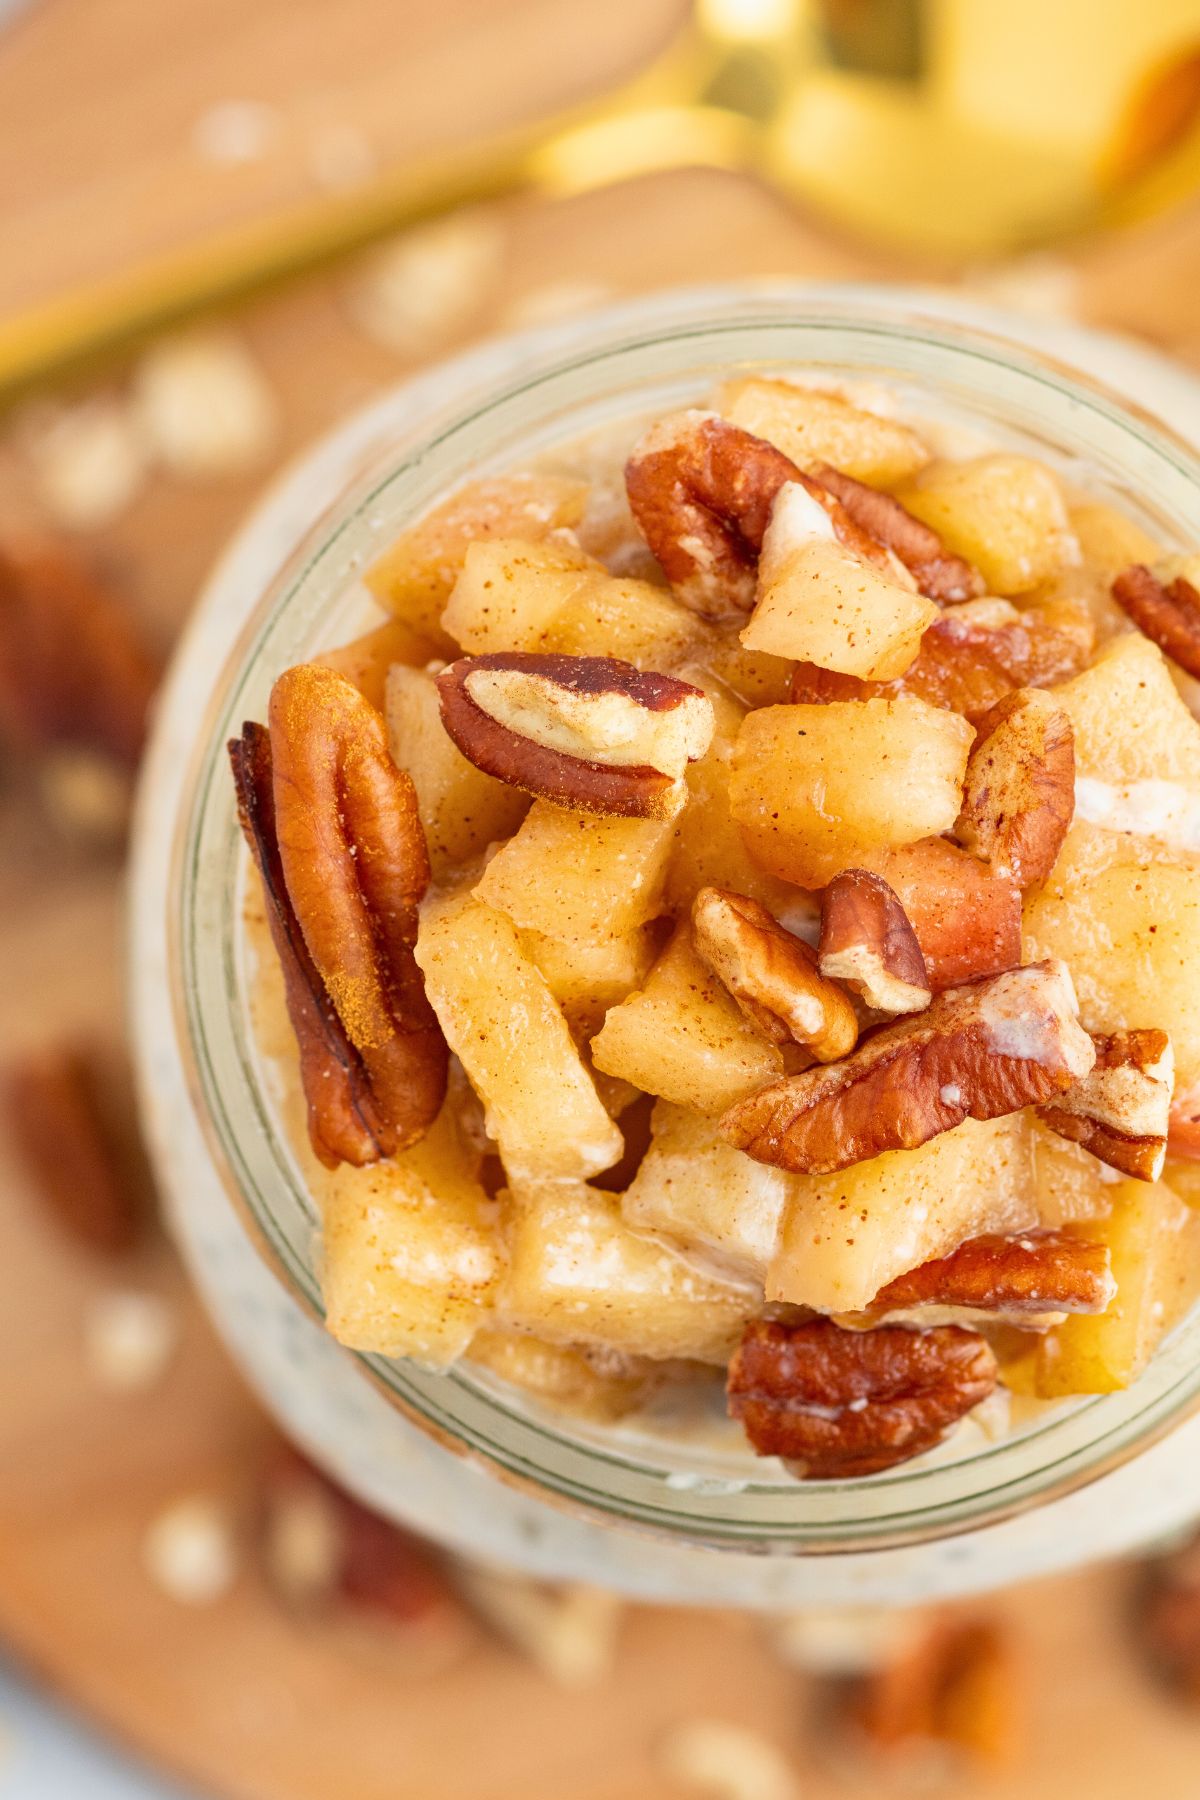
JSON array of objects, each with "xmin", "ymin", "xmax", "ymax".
[{"xmin": 131, "ymin": 284, "xmax": 1200, "ymax": 1609}]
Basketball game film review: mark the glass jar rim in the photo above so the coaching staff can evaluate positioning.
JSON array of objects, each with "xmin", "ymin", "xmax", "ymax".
[{"xmin": 166, "ymin": 284, "xmax": 1200, "ymax": 1552}]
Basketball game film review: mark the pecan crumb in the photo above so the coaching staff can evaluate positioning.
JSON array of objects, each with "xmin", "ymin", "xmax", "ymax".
[{"xmin": 1136, "ymin": 1532, "xmax": 1200, "ymax": 1704}]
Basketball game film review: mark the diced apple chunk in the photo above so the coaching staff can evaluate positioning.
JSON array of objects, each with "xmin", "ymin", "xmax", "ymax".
[
  {"xmin": 897, "ymin": 455, "xmax": 1079, "ymax": 595},
  {"xmin": 714, "ymin": 378, "xmax": 930, "ymax": 486},
  {"xmin": 320, "ymin": 1104, "xmax": 500, "ymax": 1364},
  {"xmin": 1023, "ymin": 823, "xmax": 1200, "ymax": 1093},
  {"xmin": 365, "ymin": 475, "xmax": 587, "ymax": 645},
  {"xmin": 1052, "ymin": 631, "xmax": 1200, "ymax": 790},
  {"xmin": 317, "ymin": 615, "xmax": 439, "ymax": 710},
  {"xmin": 443, "ymin": 537, "xmax": 705, "ymax": 667},
  {"xmin": 730, "ymin": 698, "xmax": 972, "ymax": 890},
  {"xmin": 385, "ymin": 665, "xmax": 528, "ymax": 875},
  {"xmin": 415, "ymin": 887, "xmax": 622, "ymax": 1181},
  {"xmin": 520, "ymin": 924, "xmax": 659, "ymax": 1038},
  {"xmin": 742, "ymin": 485, "xmax": 936, "ymax": 676},
  {"xmin": 766, "ymin": 1115, "xmax": 1034, "ymax": 1314},
  {"xmin": 664, "ymin": 674, "xmax": 816, "ymax": 921},
  {"xmin": 1034, "ymin": 1179, "xmax": 1199, "ymax": 1394},
  {"xmin": 590, "ymin": 924, "xmax": 784, "ymax": 1115},
  {"xmin": 467, "ymin": 1327, "xmax": 663, "ymax": 1420},
  {"xmin": 623, "ymin": 1100, "xmax": 791, "ymax": 1282},
  {"xmin": 1028, "ymin": 1115, "xmax": 1119, "ymax": 1229},
  {"xmin": 500, "ymin": 1181, "xmax": 755, "ymax": 1362},
  {"xmin": 475, "ymin": 800, "xmax": 675, "ymax": 940}
]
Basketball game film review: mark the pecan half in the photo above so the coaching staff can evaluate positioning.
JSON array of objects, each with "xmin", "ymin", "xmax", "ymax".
[
  {"xmin": 863, "ymin": 1229, "xmax": 1115, "ymax": 1319},
  {"xmin": 1039, "ymin": 1028, "xmax": 1174, "ymax": 1182},
  {"xmin": 231, "ymin": 668, "xmax": 446, "ymax": 1167},
  {"xmin": 436, "ymin": 652, "xmax": 711, "ymax": 818},
  {"xmin": 847, "ymin": 1613, "xmax": 1017, "ymax": 1765},
  {"xmin": 811, "ymin": 464, "xmax": 984, "ymax": 603},
  {"xmin": 1136, "ymin": 1531, "xmax": 1200, "ymax": 1705},
  {"xmin": 691, "ymin": 887, "xmax": 858, "ymax": 1061},
  {"xmin": 4, "ymin": 1043, "xmax": 146, "ymax": 1252},
  {"xmin": 623, "ymin": 413, "xmax": 894, "ymax": 616},
  {"xmin": 818, "ymin": 869, "xmax": 931, "ymax": 1016},
  {"xmin": 720, "ymin": 960, "xmax": 1095, "ymax": 1175},
  {"xmin": 790, "ymin": 598, "xmax": 1093, "ymax": 726},
  {"xmin": 859, "ymin": 838, "xmax": 1022, "ymax": 992},
  {"xmin": 727, "ymin": 1316, "xmax": 997, "ymax": 1477},
  {"xmin": 955, "ymin": 689, "xmax": 1075, "ymax": 889},
  {"xmin": 1113, "ymin": 561, "xmax": 1200, "ymax": 678},
  {"xmin": 0, "ymin": 539, "xmax": 158, "ymax": 767}
]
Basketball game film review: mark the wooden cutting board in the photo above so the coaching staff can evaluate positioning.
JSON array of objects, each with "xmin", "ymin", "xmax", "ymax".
[{"xmin": 3, "ymin": 2, "xmax": 1200, "ymax": 1789}]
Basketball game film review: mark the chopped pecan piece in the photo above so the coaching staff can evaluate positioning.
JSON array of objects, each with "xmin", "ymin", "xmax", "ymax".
[
  {"xmin": 4, "ymin": 1043, "xmax": 146, "ymax": 1252},
  {"xmin": 436, "ymin": 652, "xmax": 712, "ymax": 818},
  {"xmin": 720, "ymin": 960, "xmax": 1095, "ymax": 1175},
  {"xmin": 818, "ymin": 869, "xmax": 931, "ymax": 1016},
  {"xmin": 0, "ymin": 539, "xmax": 158, "ymax": 767},
  {"xmin": 811, "ymin": 463, "xmax": 984, "ymax": 602},
  {"xmin": 727, "ymin": 1316, "xmax": 997, "ymax": 1477},
  {"xmin": 864, "ymin": 1229, "xmax": 1115, "ymax": 1319},
  {"xmin": 956, "ymin": 688, "xmax": 1075, "ymax": 889},
  {"xmin": 859, "ymin": 838, "xmax": 1022, "ymax": 991},
  {"xmin": 1136, "ymin": 1531, "xmax": 1200, "ymax": 1705},
  {"xmin": 231, "ymin": 668, "xmax": 447, "ymax": 1167},
  {"xmin": 1039, "ymin": 1028, "xmax": 1174, "ymax": 1182},
  {"xmin": 1113, "ymin": 561, "xmax": 1200, "ymax": 679},
  {"xmin": 623, "ymin": 413, "xmax": 895, "ymax": 616},
  {"xmin": 790, "ymin": 597, "xmax": 1093, "ymax": 726},
  {"xmin": 848, "ymin": 1613, "xmax": 1018, "ymax": 1765},
  {"xmin": 691, "ymin": 887, "xmax": 858, "ymax": 1061}
]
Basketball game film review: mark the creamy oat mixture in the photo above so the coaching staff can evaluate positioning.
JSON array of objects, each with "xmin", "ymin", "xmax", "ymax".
[{"xmin": 232, "ymin": 372, "xmax": 1200, "ymax": 1480}]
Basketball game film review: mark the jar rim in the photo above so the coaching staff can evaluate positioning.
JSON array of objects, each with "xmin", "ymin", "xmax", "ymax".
[{"xmin": 156, "ymin": 283, "xmax": 1200, "ymax": 1552}]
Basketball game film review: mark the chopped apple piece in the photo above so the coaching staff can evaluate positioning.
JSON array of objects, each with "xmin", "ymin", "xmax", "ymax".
[
  {"xmin": 766, "ymin": 1115, "xmax": 1034, "ymax": 1314},
  {"xmin": 385, "ymin": 665, "xmax": 528, "ymax": 875},
  {"xmin": 623, "ymin": 1100, "xmax": 791, "ymax": 1282},
  {"xmin": 730, "ymin": 699, "xmax": 972, "ymax": 890},
  {"xmin": 475, "ymin": 800, "xmax": 675, "ymax": 940},
  {"xmin": 320, "ymin": 1103, "xmax": 501, "ymax": 1364},
  {"xmin": 366, "ymin": 475, "xmax": 588, "ymax": 646},
  {"xmin": 591, "ymin": 924, "xmax": 785, "ymax": 1115},
  {"xmin": 500, "ymin": 1181, "xmax": 754, "ymax": 1362},
  {"xmin": 664, "ymin": 674, "xmax": 815, "ymax": 920},
  {"xmin": 742, "ymin": 484, "xmax": 937, "ymax": 677},
  {"xmin": 701, "ymin": 634, "xmax": 796, "ymax": 708},
  {"xmin": 715, "ymin": 378, "xmax": 930, "ymax": 486},
  {"xmin": 520, "ymin": 924, "xmax": 659, "ymax": 1038},
  {"xmin": 415, "ymin": 886, "xmax": 622, "ymax": 1181},
  {"xmin": 897, "ymin": 455, "xmax": 1079, "ymax": 595},
  {"xmin": 467, "ymin": 1327, "xmax": 663, "ymax": 1420},
  {"xmin": 443, "ymin": 537, "xmax": 705, "ymax": 668},
  {"xmin": 317, "ymin": 615, "xmax": 439, "ymax": 710},
  {"xmin": 1051, "ymin": 631, "xmax": 1200, "ymax": 790},
  {"xmin": 1034, "ymin": 1179, "xmax": 1199, "ymax": 1394},
  {"xmin": 1028, "ymin": 1115, "xmax": 1118, "ymax": 1229},
  {"xmin": 1023, "ymin": 823, "xmax": 1200, "ymax": 1093}
]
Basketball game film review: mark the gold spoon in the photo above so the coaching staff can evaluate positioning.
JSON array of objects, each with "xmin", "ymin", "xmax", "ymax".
[{"xmin": 1, "ymin": 0, "xmax": 1197, "ymax": 402}]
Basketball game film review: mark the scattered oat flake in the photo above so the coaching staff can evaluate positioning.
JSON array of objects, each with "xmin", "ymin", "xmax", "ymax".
[
  {"xmin": 455, "ymin": 1563, "xmax": 620, "ymax": 1688},
  {"xmin": 14, "ymin": 396, "xmax": 149, "ymax": 530},
  {"xmin": 133, "ymin": 329, "xmax": 278, "ymax": 477},
  {"xmin": 261, "ymin": 1479, "xmax": 343, "ymax": 1607},
  {"xmin": 346, "ymin": 211, "xmax": 505, "ymax": 357},
  {"xmin": 769, "ymin": 1604, "xmax": 921, "ymax": 1675},
  {"xmin": 143, "ymin": 1496, "xmax": 238, "ymax": 1605},
  {"xmin": 308, "ymin": 122, "xmax": 378, "ymax": 191},
  {"xmin": 37, "ymin": 748, "xmax": 131, "ymax": 846},
  {"xmin": 84, "ymin": 1289, "xmax": 178, "ymax": 1393},
  {"xmin": 502, "ymin": 280, "xmax": 615, "ymax": 331},
  {"xmin": 658, "ymin": 1720, "xmax": 800, "ymax": 1800},
  {"xmin": 192, "ymin": 99, "xmax": 280, "ymax": 166},
  {"xmin": 963, "ymin": 253, "xmax": 1080, "ymax": 322}
]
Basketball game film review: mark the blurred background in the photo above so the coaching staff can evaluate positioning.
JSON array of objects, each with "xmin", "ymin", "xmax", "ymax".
[{"xmin": 4, "ymin": 2, "xmax": 1200, "ymax": 1796}]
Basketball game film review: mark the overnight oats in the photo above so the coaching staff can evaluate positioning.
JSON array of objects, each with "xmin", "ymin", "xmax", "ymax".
[{"xmin": 224, "ymin": 364, "xmax": 1200, "ymax": 1489}]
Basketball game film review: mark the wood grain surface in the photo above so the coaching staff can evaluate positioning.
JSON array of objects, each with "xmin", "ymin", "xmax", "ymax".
[{"xmin": 2, "ymin": 1, "xmax": 1200, "ymax": 1795}]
